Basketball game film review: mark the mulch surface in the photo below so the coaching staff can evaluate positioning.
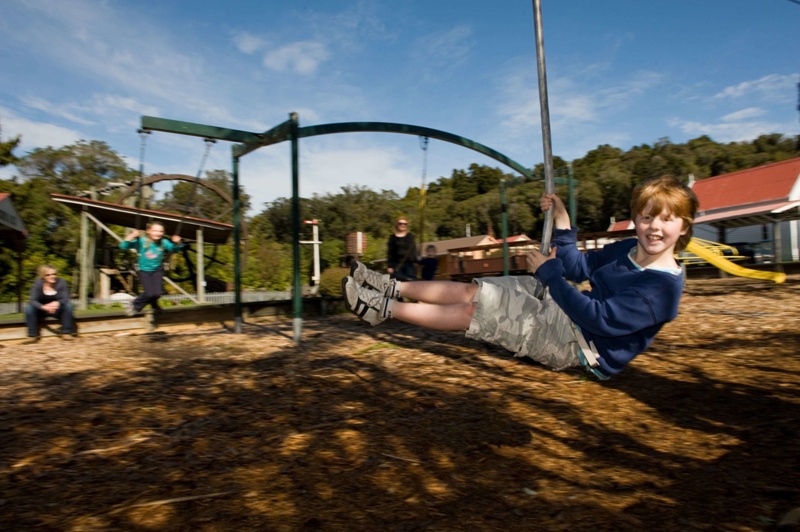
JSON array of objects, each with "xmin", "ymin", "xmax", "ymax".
[{"xmin": 1, "ymin": 275, "xmax": 798, "ymax": 531}]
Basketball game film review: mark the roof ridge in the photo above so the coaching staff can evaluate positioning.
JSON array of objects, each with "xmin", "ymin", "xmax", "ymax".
[{"xmin": 698, "ymin": 157, "xmax": 800, "ymax": 183}]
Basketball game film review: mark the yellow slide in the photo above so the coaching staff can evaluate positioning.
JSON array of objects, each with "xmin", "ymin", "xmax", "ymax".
[{"xmin": 684, "ymin": 239, "xmax": 786, "ymax": 284}]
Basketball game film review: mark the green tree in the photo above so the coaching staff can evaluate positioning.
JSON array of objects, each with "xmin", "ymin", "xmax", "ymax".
[
  {"xmin": 0, "ymin": 141, "xmax": 138, "ymax": 301},
  {"xmin": 0, "ymin": 124, "xmax": 21, "ymax": 167},
  {"xmin": 451, "ymin": 169, "xmax": 476, "ymax": 201}
]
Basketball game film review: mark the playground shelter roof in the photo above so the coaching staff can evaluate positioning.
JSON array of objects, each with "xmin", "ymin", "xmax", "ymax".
[
  {"xmin": 692, "ymin": 157, "xmax": 800, "ymax": 229},
  {"xmin": 51, "ymin": 194, "xmax": 234, "ymax": 244},
  {"xmin": 0, "ymin": 193, "xmax": 26, "ymax": 251}
]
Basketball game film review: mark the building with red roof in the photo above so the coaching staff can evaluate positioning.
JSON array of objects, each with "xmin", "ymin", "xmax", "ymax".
[
  {"xmin": 691, "ymin": 158, "xmax": 800, "ymax": 229},
  {"xmin": 690, "ymin": 157, "xmax": 800, "ymax": 262},
  {"xmin": 608, "ymin": 158, "xmax": 800, "ymax": 262}
]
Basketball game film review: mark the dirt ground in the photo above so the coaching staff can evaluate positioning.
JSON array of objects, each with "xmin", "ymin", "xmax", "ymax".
[{"xmin": 0, "ymin": 275, "xmax": 798, "ymax": 531}]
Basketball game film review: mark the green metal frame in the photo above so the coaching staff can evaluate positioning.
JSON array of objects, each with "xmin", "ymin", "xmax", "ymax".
[{"xmin": 140, "ymin": 114, "xmax": 576, "ymax": 339}]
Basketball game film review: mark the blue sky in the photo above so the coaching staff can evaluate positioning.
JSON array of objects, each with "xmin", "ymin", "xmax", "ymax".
[{"xmin": 1, "ymin": 0, "xmax": 798, "ymax": 213}]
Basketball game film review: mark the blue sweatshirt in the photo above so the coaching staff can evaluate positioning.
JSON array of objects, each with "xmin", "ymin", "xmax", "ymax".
[
  {"xmin": 535, "ymin": 228, "xmax": 683, "ymax": 376},
  {"xmin": 119, "ymin": 236, "xmax": 183, "ymax": 272}
]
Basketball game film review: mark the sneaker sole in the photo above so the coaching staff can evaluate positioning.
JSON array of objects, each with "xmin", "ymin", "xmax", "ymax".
[
  {"xmin": 350, "ymin": 261, "xmax": 391, "ymax": 295},
  {"xmin": 342, "ymin": 277, "xmax": 384, "ymax": 326},
  {"xmin": 350, "ymin": 261, "xmax": 374, "ymax": 287}
]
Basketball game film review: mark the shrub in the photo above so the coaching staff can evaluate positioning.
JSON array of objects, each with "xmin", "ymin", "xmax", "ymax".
[{"xmin": 318, "ymin": 267, "xmax": 349, "ymax": 297}]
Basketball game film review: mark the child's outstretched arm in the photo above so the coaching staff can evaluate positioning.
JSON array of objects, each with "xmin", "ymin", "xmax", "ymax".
[
  {"xmin": 119, "ymin": 229, "xmax": 140, "ymax": 250},
  {"xmin": 540, "ymin": 193, "xmax": 571, "ymax": 230}
]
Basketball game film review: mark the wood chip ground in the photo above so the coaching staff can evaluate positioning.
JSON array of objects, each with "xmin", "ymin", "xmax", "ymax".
[{"xmin": 1, "ymin": 275, "xmax": 798, "ymax": 531}]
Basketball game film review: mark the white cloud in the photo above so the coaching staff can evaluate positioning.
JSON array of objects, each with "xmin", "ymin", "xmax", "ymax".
[
  {"xmin": 298, "ymin": 1, "xmax": 389, "ymax": 52},
  {"xmin": 305, "ymin": 147, "xmax": 409, "ymax": 192},
  {"xmin": 263, "ymin": 41, "xmax": 330, "ymax": 75},
  {"xmin": 667, "ymin": 117, "xmax": 788, "ymax": 143},
  {"xmin": 712, "ymin": 74, "xmax": 797, "ymax": 102},
  {"xmin": 0, "ymin": 106, "xmax": 82, "ymax": 153},
  {"xmin": 89, "ymin": 94, "xmax": 159, "ymax": 117},
  {"xmin": 2, "ymin": 0, "xmax": 241, "ymax": 127},
  {"xmin": 491, "ymin": 60, "xmax": 678, "ymax": 162},
  {"xmin": 495, "ymin": 70, "xmax": 599, "ymax": 144},
  {"xmin": 233, "ymin": 31, "xmax": 265, "ymax": 54},
  {"xmin": 495, "ymin": 65, "xmax": 663, "ymax": 143},
  {"xmin": 596, "ymin": 70, "xmax": 663, "ymax": 109},
  {"xmin": 235, "ymin": 137, "xmax": 417, "ymax": 209},
  {"xmin": 721, "ymin": 107, "xmax": 765, "ymax": 121},
  {"xmin": 412, "ymin": 25, "xmax": 473, "ymax": 82},
  {"xmin": 21, "ymin": 96, "xmax": 96, "ymax": 126},
  {"xmin": 20, "ymin": 94, "xmax": 160, "ymax": 132}
]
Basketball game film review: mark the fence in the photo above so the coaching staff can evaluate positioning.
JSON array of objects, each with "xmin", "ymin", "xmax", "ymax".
[{"xmin": 0, "ymin": 291, "xmax": 292, "ymax": 315}]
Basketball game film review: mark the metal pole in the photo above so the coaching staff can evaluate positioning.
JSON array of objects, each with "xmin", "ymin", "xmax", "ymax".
[
  {"xmin": 568, "ymin": 163, "xmax": 576, "ymax": 226},
  {"xmin": 232, "ymin": 155, "xmax": 243, "ymax": 333},
  {"xmin": 418, "ymin": 136, "xmax": 429, "ymax": 253},
  {"xmin": 135, "ymin": 129, "xmax": 150, "ymax": 229},
  {"xmin": 290, "ymin": 112, "xmax": 303, "ymax": 343},
  {"xmin": 500, "ymin": 178, "xmax": 509, "ymax": 276},
  {"xmin": 532, "ymin": 0, "xmax": 555, "ymax": 255}
]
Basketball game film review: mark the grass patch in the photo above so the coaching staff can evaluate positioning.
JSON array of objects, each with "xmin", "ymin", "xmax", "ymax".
[{"xmin": 353, "ymin": 342, "xmax": 405, "ymax": 355}]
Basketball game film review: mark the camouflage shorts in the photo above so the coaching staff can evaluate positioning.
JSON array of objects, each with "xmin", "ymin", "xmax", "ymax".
[{"xmin": 465, "ymin": 275, "xmax": 581, "ymax": 371}]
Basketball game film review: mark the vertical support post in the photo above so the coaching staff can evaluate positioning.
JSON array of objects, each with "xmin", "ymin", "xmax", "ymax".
[
  {"xmin": 232, "ymin": 154, "xmax": 243, "ymax": 333},
  {"xmin": 196, "ymin": 229, "xmax": 206, "ymax": 303},
  {"xmin": 290, "ymin": 112, "xmax": 303, "ymax": 342},
  {"xmin": 16, "ymin": 250, "xmax": 23, "ymax": 313},
  {"xmin": 773, "ymin": 220, "xmax": 783, "ymax": 267},
  {"xmin": 500, "ymin": 178, "xmax": 509, "ymax": 276},
  {"xmin": 300, "ymin": 219, "xmax": 321, "ymax": 292},
  {"xmin": 312, "ymin": 222, "xmax": 320, "ymax": 286},
  {"xmin": 532, "ymin": 0, "xmax": 555, "ymax": 255},
  {"xmin": 79, "ymin": 209, "xmax": 89, "ymax": 310},
  {"xmin": 99, "ymin": 270, "xmax": 111, "ymax": 300},
  {"xmin": 568, "ymin": 163, "xmax": 576, "ymax": 226},
  {"xmin": 418, "ymin": 136, "xmax": 429, "ymax": 254}
]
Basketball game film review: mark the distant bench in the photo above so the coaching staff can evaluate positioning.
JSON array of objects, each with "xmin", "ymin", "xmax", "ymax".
[{"xmin": 0, "ymin": 297, "xmax": 344, "ymax": 342}]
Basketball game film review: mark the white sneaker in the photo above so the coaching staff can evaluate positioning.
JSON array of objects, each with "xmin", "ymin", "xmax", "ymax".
[
  {"xmin": 350, "ymin": 261, "xmax": 399, "ymax": 298},
  {"xmin": 125, "ymin": 301, "xmax": 138, "ymax": 317},
  {"xmin": 342, "ymin": 276, "xmax": 390, "ymax": 326}
]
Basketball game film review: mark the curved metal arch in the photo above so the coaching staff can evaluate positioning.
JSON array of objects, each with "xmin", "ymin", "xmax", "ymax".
[
  {"xmin": 118, "ymin": 173, "xmax": 233, "ymax": 212},
  {"xmin": 114, "ymin": 173, "xmax": 249, "ymax": 286},
  {"xmin": 300, "ymin": 122, "xmax": 534, "ymax": 179},
  {"xmin": 236, "ymin": 121, "xmax": 535, "ymax": 181},
  {"xmin": 116, "ymin": 171, "xmax": 248, "ymax": 243},
  {"xmin": 142, "ymin": 115, "xmax": 541, "ymax": 182}
]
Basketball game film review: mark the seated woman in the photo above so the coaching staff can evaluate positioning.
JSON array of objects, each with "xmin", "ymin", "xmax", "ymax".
[{"xmin": 25, "ymin": 265, "xmax": 76, "ymax": 341}]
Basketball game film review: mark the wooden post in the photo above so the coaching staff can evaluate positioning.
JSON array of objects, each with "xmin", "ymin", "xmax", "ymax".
[
  {"xmin": 79, "ymin": 209, "xmax": 89, "ymax": 310},
  {"xmin": 196, "ymin": 228, "xmax": 206, "ymax": 303}
]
